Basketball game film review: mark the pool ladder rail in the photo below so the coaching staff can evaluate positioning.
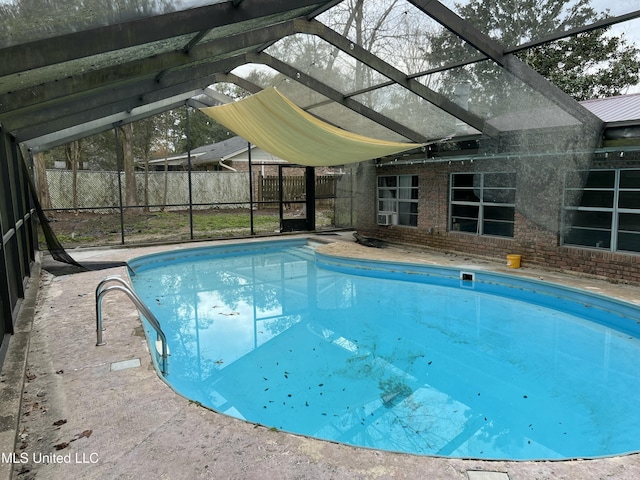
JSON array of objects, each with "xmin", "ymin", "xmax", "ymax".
[{"xmin": 95, "ymin": 275, "xmax": 169, "ymax": 376}]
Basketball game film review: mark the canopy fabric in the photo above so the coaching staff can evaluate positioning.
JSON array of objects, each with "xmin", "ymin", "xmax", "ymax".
[{"xmin": 200, "ymin": 87, "xmax": 422, "ymax": 167}]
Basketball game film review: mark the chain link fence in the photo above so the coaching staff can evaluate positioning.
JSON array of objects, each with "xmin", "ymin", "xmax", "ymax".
[{"xmin": 39, "ymin": 167, "xmax": 352, "ymax": 248}]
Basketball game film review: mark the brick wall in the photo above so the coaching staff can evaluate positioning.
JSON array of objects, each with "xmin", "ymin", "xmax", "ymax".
[{"xmin": 362, "ymin": 160, "xmax": 640, "ymax": 285}]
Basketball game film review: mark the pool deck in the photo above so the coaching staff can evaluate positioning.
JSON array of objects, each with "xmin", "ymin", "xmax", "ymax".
[{"xmin": 3, "ymin": 231, "xmax": 640, "ymax": 480}]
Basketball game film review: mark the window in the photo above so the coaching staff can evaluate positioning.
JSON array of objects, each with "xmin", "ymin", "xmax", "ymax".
[
  {"xmin": 450, "ymin": 172, "xmax": 515, "ymax": 238},
  {"xmin": 562, "ymin": 169, "xmax": 640, "ymax": 253},
  {"xmin": 377, "ymin": 175, "xmax": 418, "ymax": 226}
]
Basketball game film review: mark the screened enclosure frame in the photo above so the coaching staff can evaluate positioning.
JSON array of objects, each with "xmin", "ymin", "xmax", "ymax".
[{"xmin": 2, "ymin": 0, "xmax": 640, "ymax": 364}]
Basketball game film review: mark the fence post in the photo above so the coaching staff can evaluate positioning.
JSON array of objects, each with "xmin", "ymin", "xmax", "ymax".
[
  {"xmin": 248, "ymin": 142, "xmax": 254, "ymax": 235},
  {"xmin": 186, "ymin": 102, "xmax": 194, "ymax": 240},
  {"xmin": 114, "ymin": 125, "xmax": 125, "ymax": 245}
]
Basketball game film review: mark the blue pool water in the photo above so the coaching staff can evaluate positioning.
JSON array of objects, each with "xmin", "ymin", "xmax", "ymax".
[{"xmin": 128, "ymin": 239, "xmax": 640, "ymax": 460}]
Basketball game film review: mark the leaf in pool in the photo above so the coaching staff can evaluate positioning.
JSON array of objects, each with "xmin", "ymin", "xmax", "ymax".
[
  {"xmin": 318, "ymin": 383, "xmax": 323, "ymax": 387},
  {"xmin": 214, "ymin": 359, "xmax": 224, "ymax": 364}
]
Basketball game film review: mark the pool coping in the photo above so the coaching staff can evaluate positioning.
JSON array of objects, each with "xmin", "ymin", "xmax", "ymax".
[{"xmin": 4, "ymin": 232, "xmax": 640, "ymax": 479}]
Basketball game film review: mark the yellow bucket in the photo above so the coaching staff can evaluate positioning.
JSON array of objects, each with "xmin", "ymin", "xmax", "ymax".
[{"xmin": 506, "ymin": 254, "xmax": 521, "ymax": 268}]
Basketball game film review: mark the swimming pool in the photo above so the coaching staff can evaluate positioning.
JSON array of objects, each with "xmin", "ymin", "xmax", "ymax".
[{"xmin": 128, "ymin": 238, "xmax": 640, "ymax": 461}]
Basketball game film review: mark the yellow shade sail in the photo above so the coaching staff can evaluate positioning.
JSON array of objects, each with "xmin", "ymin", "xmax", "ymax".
[{"xmin": 200, "ymin": 87, "xmax": 422, "ymax": 167}]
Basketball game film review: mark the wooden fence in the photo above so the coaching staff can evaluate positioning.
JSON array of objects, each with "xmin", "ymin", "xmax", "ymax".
[
  {"xmin": 258, "ymin": 175, "xmax": 337, "ymax": 203},
  {"xmin": 45, "ymin": 170, "xmax": 337, "ymax": 210}
]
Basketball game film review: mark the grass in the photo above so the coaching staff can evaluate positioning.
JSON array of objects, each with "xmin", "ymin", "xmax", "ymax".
[{"xmin": 40, "ymin": 208, "xmax": 334, "ymax": 249}]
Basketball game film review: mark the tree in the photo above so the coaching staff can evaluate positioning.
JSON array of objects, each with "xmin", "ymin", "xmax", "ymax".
[
  {"xmin": 318, "ymin": 0, "xmax": 439, "ymax": 90},
  {"xmin": 118, "ymin": 123, "xmax": 137, "ymax": 207},
  {"xmin": 429, "ymin": 0, "xmax": 640, "ymax": 105},
  {"xmin": 174, "ymin": 106, "xmax": 230, "ymax": 153},
  {"xmin": 65, "ymin": 139, "xmax": 83, "ymax": 210},
  {"xmin": 521, "ymin": 29, "xmax": 640, "ymax": 101},
  {"xmin": 33, "ymin": 151, "xmax": 52, "ymax": 210}
]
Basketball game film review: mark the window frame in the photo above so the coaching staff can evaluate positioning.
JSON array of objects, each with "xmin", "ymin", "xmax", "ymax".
[
  {"xmin": 376, "ymin": 174, "xmax": 419, "ymax": 227},
  {"xmin": 562, "ymin": 168, "xmax": 640, "ymax": 253},
  {"xmin": 449, "ymin": 171, "xmax": 516, "ymax": 238}
]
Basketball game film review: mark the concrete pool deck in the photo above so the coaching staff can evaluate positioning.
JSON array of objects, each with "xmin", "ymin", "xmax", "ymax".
[{"xmin": 2, "ymin": 232, "xmax": 640, "ymax": 480}]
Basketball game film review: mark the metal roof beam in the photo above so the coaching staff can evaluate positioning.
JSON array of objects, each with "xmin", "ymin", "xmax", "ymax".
[
  {"xmin": 247, "ymin": 53, "xmax": 429, "ymax": 143},
  {"xmin": 6, "ymin": 56, "xmax": 247, "ymax": 135},
  {"xmin": 403, "ymin": 10, "xmax": 640, "ymax": 82},
  {"xmin": 0, "ymin": 0, "xmax": 328, "ymax": 77},
  {"xmin": 407, "ymin": 0, "xmax": 603, "ymax": 133},
  {"xmin": 295, "ymin": 20, "xmax": 496, "ymax": 136},
  {"xmin": 12, "ymin": 56, "xmax": 249, "ymax": 142},
  {"xmin": 211, "ymin": 71, "xmax": 425, "ymax": 145},
  {"xmin": 24, "ymin": 94, "xmax": 197, "ymax": 153},
  {"xmin": 1, "ymin": 22, "xmax": 298, "ymax": 117}
]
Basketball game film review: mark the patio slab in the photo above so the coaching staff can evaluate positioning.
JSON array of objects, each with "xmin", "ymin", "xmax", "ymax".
[{"xmin": 3, "ymin": 233, "xmax": 640, "ymax": 479}]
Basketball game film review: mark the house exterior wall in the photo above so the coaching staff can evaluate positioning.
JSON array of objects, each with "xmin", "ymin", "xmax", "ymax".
[{"xmin": 361, "ymin": 155, "xmax": 640, "ymax": 285}]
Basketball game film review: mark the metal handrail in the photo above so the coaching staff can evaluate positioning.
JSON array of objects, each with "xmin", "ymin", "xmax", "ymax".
[{"xmin": 95, "ymin": 276, "xmax": 168, "ymax": 376}]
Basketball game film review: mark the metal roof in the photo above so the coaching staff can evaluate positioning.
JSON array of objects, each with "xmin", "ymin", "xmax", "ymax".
[{"xmin": 581, "ymin": 94, "xmax": 640, "ymax": 125}]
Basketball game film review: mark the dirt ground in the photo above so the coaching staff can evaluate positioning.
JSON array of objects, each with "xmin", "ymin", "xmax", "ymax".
[{"xmin": 39, "ymin": 208, "xmax": 321, "ymax": 248}]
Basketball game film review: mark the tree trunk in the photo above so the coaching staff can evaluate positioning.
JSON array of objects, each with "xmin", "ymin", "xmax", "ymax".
[
  {"xmin": 65, "ymin": 140, "xmax": 82, "ymax": 211},
  {"xmin": 143, "ymin": 154, "xmax": 150, "ymax": 213},
  {"xmin": 119, "ymin": 123, "xmax": 137, "ymax": 207},
  {"xmin": 33, "ymin": 151, "xmax": 52, "ymax": 209}
]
